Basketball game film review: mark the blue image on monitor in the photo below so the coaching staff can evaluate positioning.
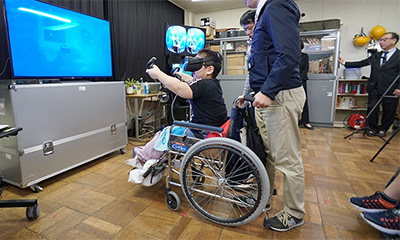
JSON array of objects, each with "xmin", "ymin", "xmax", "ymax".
[
  {"xmin": 4, "ymin": 0, "xmax": 113, "ymax": 78},
  {"xmin": 165, "ymin": 25, "xmax": 186, "ymax": 54},
  {"xmin": 186, "ymin": 28, "xmax": 205, "ymax": 55}
]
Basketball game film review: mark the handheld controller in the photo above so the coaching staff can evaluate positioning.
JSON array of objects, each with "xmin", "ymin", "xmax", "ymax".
[
  {"xmin": 145, "ymin": 57, "xmax": 157, "ymax": 69},
  {"xmin": 170, "ymin": 67, "xmax": 182, "ymax": 81}
]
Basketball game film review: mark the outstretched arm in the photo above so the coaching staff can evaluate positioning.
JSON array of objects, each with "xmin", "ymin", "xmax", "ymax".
[{"xmin": 146, "ymin": 65, "xmax": 193, "ymax": 99}]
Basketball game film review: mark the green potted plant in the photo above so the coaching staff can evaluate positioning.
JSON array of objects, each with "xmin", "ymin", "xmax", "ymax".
[{"xmin": 125, "ymin": 78, "xmax": 135, "ymax": 94}]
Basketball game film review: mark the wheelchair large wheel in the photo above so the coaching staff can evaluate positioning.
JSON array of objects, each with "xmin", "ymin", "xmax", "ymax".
[{"xmin": 180, "ymin": 137, "xmax": 269, "ymax": 226}]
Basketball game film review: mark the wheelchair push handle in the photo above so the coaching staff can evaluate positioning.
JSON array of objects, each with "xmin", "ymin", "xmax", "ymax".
[
  {"xmin": 235, "ymin": 93, "xmax": 254, "ymax": 108},
  {"xmin": 243, "ymin": 95, "xmax": 254, "ymax": 102}
]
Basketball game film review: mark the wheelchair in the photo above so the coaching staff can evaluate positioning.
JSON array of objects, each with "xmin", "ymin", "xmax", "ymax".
[{"xmin": 143, "ymin": 113, "xmax": 270, "ymax": 226}]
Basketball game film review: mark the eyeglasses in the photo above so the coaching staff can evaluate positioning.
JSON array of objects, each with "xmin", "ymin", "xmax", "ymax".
[
  {"xmin": 242, "ymin": 24, "xmax": 255, "ymax": 34},
  {"xmin": 380, "ymin": 37, "xmax": 393, "ymax": 42}
]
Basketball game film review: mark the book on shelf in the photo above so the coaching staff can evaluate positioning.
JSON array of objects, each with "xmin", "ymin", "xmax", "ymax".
[
  {"xmin": 336, "ymin": 96, "xmax": 356, "ymax": 108},
  {"xmin": 338, "ymin": 82, "xmax": 367, "ymax": 94}
]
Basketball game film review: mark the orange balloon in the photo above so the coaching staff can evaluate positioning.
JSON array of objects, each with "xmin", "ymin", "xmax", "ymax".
[{"xmin": 370, "ymin": 25, "xmax": 386, "ymax": 40}]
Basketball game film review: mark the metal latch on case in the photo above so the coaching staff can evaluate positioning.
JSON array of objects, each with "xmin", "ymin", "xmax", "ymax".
[
  {"xmin": 42, "ymin": 141, "xmax": 54, "ymax": 156},
  {"xmin": 110, "ymin": 124, "xmax": 117, "ymax": 135}
]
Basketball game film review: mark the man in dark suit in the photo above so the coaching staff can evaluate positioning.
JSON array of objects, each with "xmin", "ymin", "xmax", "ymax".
[{"xmin": 339, "ymin": 32, "xmax": 400, "ymax": 137}]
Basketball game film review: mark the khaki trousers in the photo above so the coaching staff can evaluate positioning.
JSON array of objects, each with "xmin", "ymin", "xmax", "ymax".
[{"xmin": 255, "ymin": 86, "xmax": 306, "ymax": 219}]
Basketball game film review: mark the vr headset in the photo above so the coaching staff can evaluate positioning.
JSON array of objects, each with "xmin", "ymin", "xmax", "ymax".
[{"xmin": 182, "ymin": 53, "xmax": 221, "ymax": 72}]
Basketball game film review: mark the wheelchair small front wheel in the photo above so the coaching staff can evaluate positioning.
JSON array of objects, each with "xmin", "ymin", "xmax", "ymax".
[{"xmin": 165, "ymin": 191, "xmax": 180, "ymax": 211}]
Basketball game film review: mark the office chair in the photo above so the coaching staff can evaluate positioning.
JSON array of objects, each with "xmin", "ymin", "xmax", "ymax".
[{"xmin": 0, "ymin": 127, "xmax": 39, "ymax": 220}]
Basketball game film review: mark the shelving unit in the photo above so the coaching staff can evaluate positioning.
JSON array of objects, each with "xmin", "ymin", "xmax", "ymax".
[
  {"xmin": 206, "ymin": 36, "xmax": 249, "ymax": 76},
  {"xmin": 334, "ymin": 78, "xmax": 368, "ymax": 127},
  {"xmin": 205, "ymin": 36, "xmax": 249, "ymax": 115}
]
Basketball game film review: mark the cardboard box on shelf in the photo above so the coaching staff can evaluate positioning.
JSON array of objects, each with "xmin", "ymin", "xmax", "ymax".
[
  {"xmin": 227, "ymin": 66, "xmax": 247, "ymax": 75},
  {"xmin": 210, "ymin": 45, "xmax": 220, "ymax": 52},
  {"xmin": 203, "ymin": 26, "xmax": 215, "ymax": 38},
  {"xmin": 321, "ymin": 37, "xmax": 336, "ymax": 50},
  {"xmin": 227, "ymin": 53, "xmax": 246, "ymax": 67}
]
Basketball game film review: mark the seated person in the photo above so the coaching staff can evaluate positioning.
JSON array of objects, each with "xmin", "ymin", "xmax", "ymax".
[
  {"xmin": 349, "ymin": 167, "xmax": 400, "ymax": 235},
  {"xmin": 132, "ymin": 49, "xmax": 228, "ymax": 164}
]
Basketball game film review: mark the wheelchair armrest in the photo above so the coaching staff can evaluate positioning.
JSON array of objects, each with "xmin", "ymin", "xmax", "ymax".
[{"xmin": 173, "ymin": 121, "xmax": 223, "ymax": 133}]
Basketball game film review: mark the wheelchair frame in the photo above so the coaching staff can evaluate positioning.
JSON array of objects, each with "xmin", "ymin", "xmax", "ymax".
[{"xmin": 146, "ymin": 120, "xmax": 270, "ymax": 226}]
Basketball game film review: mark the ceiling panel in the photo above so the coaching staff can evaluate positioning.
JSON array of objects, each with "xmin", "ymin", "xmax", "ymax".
[{"xmin": 169, "ymin": 0, "xmax": 247, "ymax": 14}]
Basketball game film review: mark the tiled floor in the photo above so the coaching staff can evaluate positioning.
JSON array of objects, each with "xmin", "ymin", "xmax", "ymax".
[{"xmin": 0, "ymin": 127, "xmax": 399, "ymax": 239}]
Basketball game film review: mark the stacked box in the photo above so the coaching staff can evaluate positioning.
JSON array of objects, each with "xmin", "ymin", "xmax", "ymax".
[
  {"xmin": 227, "ymin": 53, "xmax": 246, "ymax": 66},
  {"xmin": 226, "ymin": 53, "xmax": 246, "ymax": 75}
]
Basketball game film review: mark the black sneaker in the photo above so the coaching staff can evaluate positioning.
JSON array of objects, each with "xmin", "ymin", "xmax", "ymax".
[
  {"xmin": 361, "ymin": 207, "xmax": 400, "ymax": 235},
  {"xmin": 350, "ymin": 192, "xmax": 399, "ymax": 212},
  {"xmin": 263, "ymin": 210, "xmax": 304, "ymax": 232},
  {"xmin": 377, "ymin": 130, "xmax": 387, "ymax": 137},
  {"xmin": 366, "ymin": 130, "xmax": 377, "ymax": 137}
]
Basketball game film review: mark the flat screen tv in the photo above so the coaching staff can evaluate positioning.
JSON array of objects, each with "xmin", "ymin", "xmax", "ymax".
[
  {"xmin": 165, "ymin": 24, "xmax": 205, "ymax": 56},
  {"xmin": 3, "ymin": 0, "xmax": 113, "ymax": 78}
]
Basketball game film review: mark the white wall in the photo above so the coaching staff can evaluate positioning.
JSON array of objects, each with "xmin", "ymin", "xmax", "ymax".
[{"xmin": 188, "ymin": 0, "xmax": 400, "ymax": 78}]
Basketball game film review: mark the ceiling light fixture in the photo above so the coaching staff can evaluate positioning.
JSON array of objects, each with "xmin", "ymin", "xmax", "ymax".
[{"xmin": 191, "ymin": 0, "xmax": 203, "ymax": 2}]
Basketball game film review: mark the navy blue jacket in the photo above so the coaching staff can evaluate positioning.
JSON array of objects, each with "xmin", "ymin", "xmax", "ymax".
[{"xmin": 248, "ymin": 0, "xmax": 302, "ymax": 100}]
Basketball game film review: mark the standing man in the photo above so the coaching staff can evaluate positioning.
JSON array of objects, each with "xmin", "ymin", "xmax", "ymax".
[
  {"xmin": 339, "ymin": 32, "xmax": 400, "ymax": 137},
  {"xmin": 244, "ymin": 0, "xmax": 306, "ymax": 232},
  {"xmin": 240, "ymin": 9, "xmax": 256, "ymax": 96}
]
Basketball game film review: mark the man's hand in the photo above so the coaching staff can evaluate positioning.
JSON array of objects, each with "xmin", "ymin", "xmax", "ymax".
[
  {"xmin": 394, "ymin": 89, "xmax": 400, "ymax": 97},
  {"xmin": 235, "ymin": 95, "xmax": 246, "ymax": 108},
  {"xmin": 253, "ymin": 92, "xmax": 272, "ymax": 108},
  {"xmin": 338, "ymin": 56, "xmax": 344, "ymax": 65}
]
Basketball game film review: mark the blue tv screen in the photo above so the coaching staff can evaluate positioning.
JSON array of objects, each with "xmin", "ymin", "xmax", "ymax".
[
  {"xmin": 165, "ymin": 24, "xmax": 205, "ymax": 56},
  {"xmin": 4, "ymin": 0, "xmax": 113, "ymax": 78}
]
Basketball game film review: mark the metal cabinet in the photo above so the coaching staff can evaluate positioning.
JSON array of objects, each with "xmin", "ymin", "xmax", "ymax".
[{"xmin": 300, "ymin": 29, "xmax": 341, "ymax": 127}]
